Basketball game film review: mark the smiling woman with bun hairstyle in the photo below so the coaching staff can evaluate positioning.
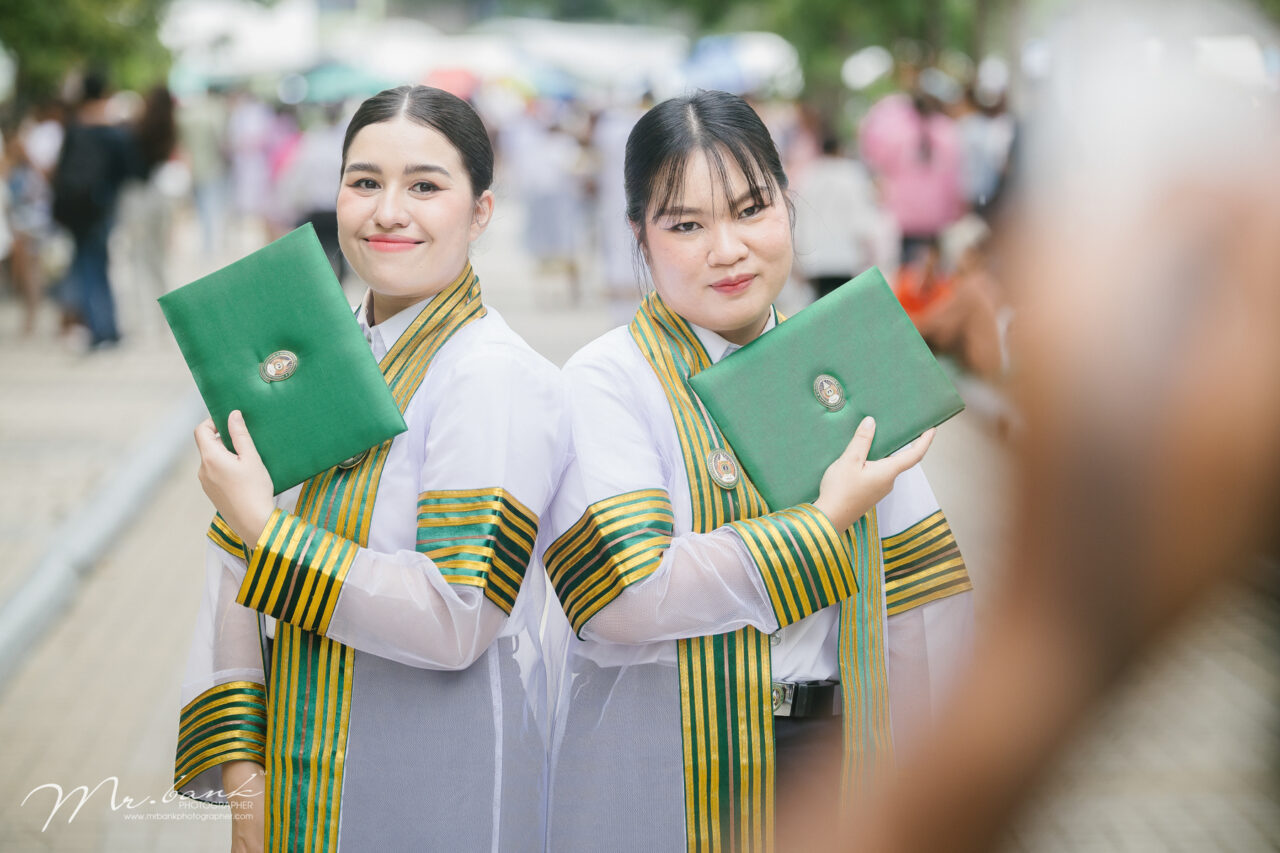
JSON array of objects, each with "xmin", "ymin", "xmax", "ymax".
[{"xmin": 175, "ymin": 85, "xmax": 567, "ymax": 852}]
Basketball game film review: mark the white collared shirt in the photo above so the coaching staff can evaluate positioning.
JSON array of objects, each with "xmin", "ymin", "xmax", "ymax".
[
  {"xmin": 686, "ymin": 310, "xmax": 777, "ymax": 363},
  {"xmin": 357, "ymin": 293, "xmax": 434, "ymax": 361}
]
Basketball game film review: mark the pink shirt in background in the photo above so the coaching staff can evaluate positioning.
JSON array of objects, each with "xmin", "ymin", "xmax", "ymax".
[{"xmin": 859, "ymin": 93, "xmax": 965, "ymax": 238}]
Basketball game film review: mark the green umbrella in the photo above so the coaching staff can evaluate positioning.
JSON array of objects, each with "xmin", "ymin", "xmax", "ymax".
[{"xmin": 301, "ymin": 62, "xmax": 396, "ymax": 104}]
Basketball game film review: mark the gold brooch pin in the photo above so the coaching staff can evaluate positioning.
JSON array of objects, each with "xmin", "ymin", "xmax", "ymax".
[{"xmin": 705, "ymin": 448, "xmax": 739, "ymax": 489}]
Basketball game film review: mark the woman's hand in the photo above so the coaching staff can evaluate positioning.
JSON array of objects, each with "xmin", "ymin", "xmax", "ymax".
[
  {"xmin": 194, "ymin": 410, "xmax": 275, "ymax": 547},
  {"xmin": 812, "ymin": 417, "xmax": 935, "ymax": 532},
  {"xmin": 224, "ymin": 760, "xmax": 266, "ymax": 853}
]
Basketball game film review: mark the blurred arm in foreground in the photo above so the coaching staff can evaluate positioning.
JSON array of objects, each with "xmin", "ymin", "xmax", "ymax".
[{"xmin": 787, "ymin": 3, "xmax": 1280, "ymax": 850}]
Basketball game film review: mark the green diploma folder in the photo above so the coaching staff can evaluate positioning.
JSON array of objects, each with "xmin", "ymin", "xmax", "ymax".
[
  {"xmin": 159, "ymin": 224, "xmax": 407, "ymax": 494},
  {"xmin": 688, "ymin": 266, "xmax": 964, "ymax": 510}
]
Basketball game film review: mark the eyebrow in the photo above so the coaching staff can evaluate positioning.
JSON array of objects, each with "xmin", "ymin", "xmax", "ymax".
[
  {"xmin": 343, "ymin": 162, "xmax": 452, "ymax": 178},
  {"xmin": 653, "ymin": 189, "xmax": 761, "ymax": 219}
]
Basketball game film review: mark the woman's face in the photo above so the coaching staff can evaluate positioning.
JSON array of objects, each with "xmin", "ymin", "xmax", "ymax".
[
  {"xmin": 337, "ymin": 115, "xmax": 493, "ymax": 320},
  {"xmin": 641, "ymin": 148, "xmax": 792, "ymax": 346}
]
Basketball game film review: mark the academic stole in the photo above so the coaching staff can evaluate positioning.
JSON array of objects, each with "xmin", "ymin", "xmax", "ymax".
[
  {"xmin": 263, "ymin": 266, "xmax": 484, "ymax": 853},
  {"xmin": 629, "ymin": 292, "xmax": 892, "ymax": 853}
]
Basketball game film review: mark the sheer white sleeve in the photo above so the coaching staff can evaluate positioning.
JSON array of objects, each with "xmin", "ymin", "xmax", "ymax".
[
  {"xmin": 233, "ymin": 344, "xmax": 567, "ymax": 671},
  {"xmin": 579, "ymin": 527, "xmax": 779, "ymax": 644},
  {"xmin": 545, "ymin": 345, "xmax": 780, "ymax": 642},
  {"xmin": 174, "ymin": 542, "xmax": 267, "ymax": 803}
]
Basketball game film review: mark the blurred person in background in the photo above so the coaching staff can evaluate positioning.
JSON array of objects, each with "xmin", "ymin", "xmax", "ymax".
[
  {"xmin": 792, "ymin": 124, "xmax": 896, "ymax": 300},
  {"xmin": 276, "ymin": 102, "xmax": 350, "ymax": 281},
  {"xmin": 51, "ymin": 68, "xmax": 142, "ymax": 350},
  {"xmin": 511, "ymin": 101, "xmax": 588, "ymax": 303},
  {"xmin": 262, "ymin": 102, "xmax": 302, "ymax": 240},
  {"xmin": 591, "ymin": 94, "xmax": 647, "ymax": 320},
  {"xmin": 179, "ymin": 84, "xmax": 566, "ymax": 852},
  {"xmin": 117, "ymin": 83, "xmax": 178, "ymax": 334},
  {"xmin": 177, "ymin": 88, "xmax": 230, "ymax": 260},
  {"xmin": 3, "ymin": 125, "xmax": 54, "ymax": 335},
  {"xmin": 859, "ymin": 56, "xmax": 965, "ymax": 268},
  {"xmin": 892, "ymin": 215, "xmax": 1005, "ymax": 380},
  {"xmin": 18, "ymin": 99, "xmax": 65, "ymax": 177},
  {"xmin": 543, "ymin": 90, "xmax": 974, "ymax": 852},
  {"xmin": 225, "ymin": 89, "xmax": 275, "ymax": 245},
  {"xmin": 952, "ymin": 79, "xmax": 1014, "ymax": 218},
  {"xmin": 782, "ymin": 3, "xmax": 1280, "ymax": 850}
]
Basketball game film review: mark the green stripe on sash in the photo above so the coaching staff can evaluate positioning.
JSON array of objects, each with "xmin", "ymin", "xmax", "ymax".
[{"xmin": 837, "ymin": 511, "xmax": 893, "ymax": 793}]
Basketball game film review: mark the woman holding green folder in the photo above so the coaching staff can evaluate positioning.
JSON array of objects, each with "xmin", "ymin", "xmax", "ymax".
[
  {"xmin": 177, "ymin": 86, "xmax": 567, "ymax": 851},
  {"xmin": 543, "ymin": 90, "xmax": 975, "ymax": 850}
]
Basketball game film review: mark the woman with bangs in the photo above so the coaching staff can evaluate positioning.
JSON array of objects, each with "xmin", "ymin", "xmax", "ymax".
[
  {"xmin": 176, "ymin": 85, "xmax": 567, "ymax": 852},
  {"xmin": 543, "ymin": 90, "xmax": 975, "ymax": 851}
]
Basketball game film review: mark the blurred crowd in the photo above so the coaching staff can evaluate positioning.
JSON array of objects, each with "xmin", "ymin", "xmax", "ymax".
[
  {"xmin": 0, "ymin": 40, "xmax": 1016, "ymax": 393},
  {"xmin": 1, "ymin": 71, "xmax": 180, "ymax": 348}
]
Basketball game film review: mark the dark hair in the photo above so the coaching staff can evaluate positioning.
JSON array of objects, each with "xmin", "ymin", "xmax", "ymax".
[
  {"xmin": 624, "ymin": 90, "xmax": 788, "ymax": 246},
  {"xmin": 341, "ymin": 85, "xmax": 493, "ymax": 197},
  {"xmin": 136, "ymin": 84, "xmax": 177, "ymax": 175},
  {"xmin": 81, "ymin": 68, "xmax": 109, "ymax": 103}
]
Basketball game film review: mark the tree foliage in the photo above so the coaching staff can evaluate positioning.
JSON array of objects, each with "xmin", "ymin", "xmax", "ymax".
[
  {"xmin": 0, "ymin": 0, "xmax": 170, "ymax": 107},
  {"xmin": 494, "ymin": 0, "xmax": 1280, "ymax": 104},
  {"xmin": 493, "ymin": 0, "xmax": 1000, "ymax": 104}
]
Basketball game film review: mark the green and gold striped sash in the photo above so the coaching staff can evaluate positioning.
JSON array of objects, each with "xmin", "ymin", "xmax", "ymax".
[
  {"xmin": 205, "ymin": 265, "xmax": 484, "ymax": 852},
  {"xmin": 628, "ymin": 292, "xmax": 891, "ymax": 851},
  {"xmin": 837, "ymin": 511, "xmax": 892, "ymax": 788}
]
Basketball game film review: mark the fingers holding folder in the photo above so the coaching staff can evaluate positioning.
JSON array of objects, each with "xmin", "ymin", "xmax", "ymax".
[
  {"xmin": 813, "ymin": 416, "xmax": 937, "ymax": 532},
  {"xmin": 194, "ymin": 410, "xmax": 276, "ymax": 546}
]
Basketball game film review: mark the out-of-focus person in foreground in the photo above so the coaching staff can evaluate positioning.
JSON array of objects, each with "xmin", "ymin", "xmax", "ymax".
[{"xmin": 785, "ymin": 3, "xmax": 1280, "ymax": 850}]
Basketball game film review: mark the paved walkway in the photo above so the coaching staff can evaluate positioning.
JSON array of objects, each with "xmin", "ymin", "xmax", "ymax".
[
  {"xmin": 0, "ymin": 200, "xmax": 1274, "ymax": 851},
  {"xmin": 1004, "ymin": 585, "xmax": 1280, "ymax": 853}
]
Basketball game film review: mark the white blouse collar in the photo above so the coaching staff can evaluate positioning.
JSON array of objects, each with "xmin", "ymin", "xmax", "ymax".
[
  {"xmin": 688, "ymin": 308, "xmax": 778, "ymax": 365},
  {"xmin": 358, "ymin": 292, "xmax": 435, "ymax": 357}
]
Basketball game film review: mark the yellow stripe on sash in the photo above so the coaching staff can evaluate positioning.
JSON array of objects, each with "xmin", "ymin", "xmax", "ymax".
[{"xmin": 626, "ymin": 292, "xmax": 893, "ymax": 851}]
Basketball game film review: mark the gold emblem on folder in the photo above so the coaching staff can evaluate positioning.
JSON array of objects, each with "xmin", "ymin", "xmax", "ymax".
[
  {"xmin": 260, "ymin": 350, "xmax": 298, "ymax": 382},
  {"xmin": 706, "ymin": 448, "xmax": 739, "ymax": 489},
  {"xmin": 813, "ymin": 374, "xmax": 845, "ymax": 412}
]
